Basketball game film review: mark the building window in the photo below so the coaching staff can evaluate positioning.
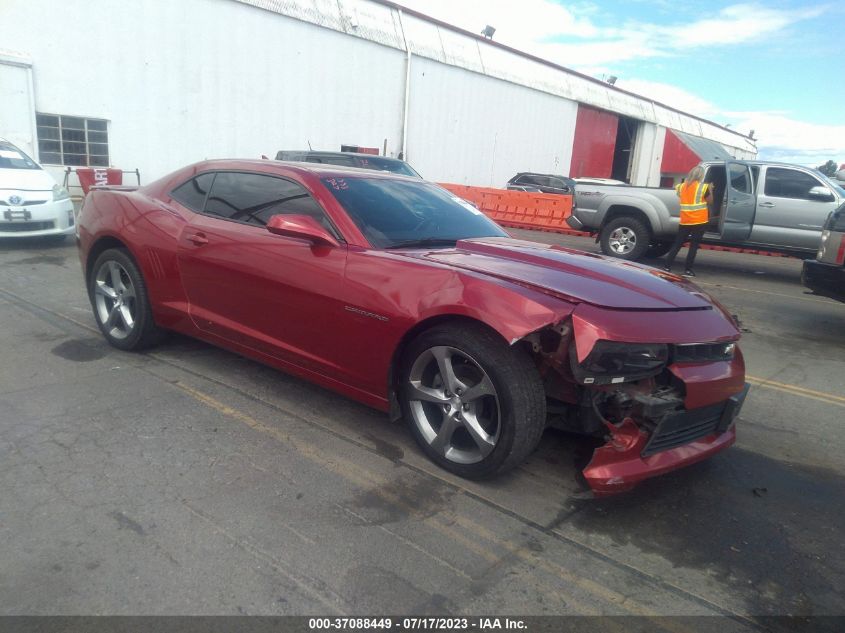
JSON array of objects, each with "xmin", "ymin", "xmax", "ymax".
[{"xmin": 36, "ymin": 113, "xmax": 109, "ymax": 167}]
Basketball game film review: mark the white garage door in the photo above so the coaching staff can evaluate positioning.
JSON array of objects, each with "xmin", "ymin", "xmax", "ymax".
[{"xmin": 0, "ymin": 56, "xmax": 36, "ymax": 157}]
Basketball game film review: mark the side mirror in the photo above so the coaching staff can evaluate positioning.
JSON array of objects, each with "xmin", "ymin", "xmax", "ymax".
[
  {"xmin": 808, "ymin": 186, "xmax": 835, "ymax": 202},
  {"xmin": 266, "ymin": 214, "xmax": 340, "ymax": 247}
]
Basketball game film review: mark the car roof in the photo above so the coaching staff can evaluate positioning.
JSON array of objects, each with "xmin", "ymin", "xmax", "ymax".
[
  {"xmin": 192, "ymin": 158, "xmax": 421, "ymax": 181},
  {"xmin": 277, "ymin": 150, "xmax": 407, "ymax": 163},
  {"xmin": 511, "ymin": 172, "xmax": 571, "ymax": 179}
]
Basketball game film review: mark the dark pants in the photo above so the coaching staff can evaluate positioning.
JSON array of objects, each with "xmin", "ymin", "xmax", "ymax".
[{"xmin": 665, "ymin": 224, "xmax": 706, "ymax": 270}]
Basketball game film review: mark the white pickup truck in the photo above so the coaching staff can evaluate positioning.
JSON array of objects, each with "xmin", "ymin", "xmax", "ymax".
[{"xmin": 567, "ymin": 160, "xmax": 845, "ymax": 260}]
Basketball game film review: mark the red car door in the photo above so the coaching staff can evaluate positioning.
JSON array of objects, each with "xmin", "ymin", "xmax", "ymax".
[{"xmin": 175, "ymin": 171, "xmax": 349, "ymax": 378}]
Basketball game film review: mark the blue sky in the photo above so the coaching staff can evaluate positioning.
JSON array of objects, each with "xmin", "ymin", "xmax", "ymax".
[{"xmin": 399, "ymin": 0, "xmax": 845, "ymax": 168}]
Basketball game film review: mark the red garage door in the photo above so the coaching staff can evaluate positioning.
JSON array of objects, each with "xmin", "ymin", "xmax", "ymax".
[{"xmin": 570, "ymin": 105, "xmax": 618, "ymax": 178}]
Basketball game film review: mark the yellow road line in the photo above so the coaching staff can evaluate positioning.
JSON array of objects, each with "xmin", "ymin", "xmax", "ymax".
[
  {"xmin": 746, "ymin": 375, "xmax": 845, "ymax": 408},
  {"xmin": 169, "ymin": 380, "xmax": 657, "ymax": 617},
  {"xmin": 696, "ymin": 281, "xmax": 841, "ymax": 306}
]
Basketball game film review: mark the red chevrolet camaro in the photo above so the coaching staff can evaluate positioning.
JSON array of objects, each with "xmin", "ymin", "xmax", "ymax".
[{"xmin": 77, "ymin": 159, "xmax": 749, "ymax": 495}]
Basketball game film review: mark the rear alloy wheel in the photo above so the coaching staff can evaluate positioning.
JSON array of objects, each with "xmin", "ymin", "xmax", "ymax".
[
  {"xmin": 89, "ymin": 248, "xmax": 162, "ymax": 351},
  {"xmin": 600, "ymin": 216, "xmax": 650, "ymax": 260},
  {"xmin": 400, "ymin": 324, "xmax": 546, "ymax": 479}
]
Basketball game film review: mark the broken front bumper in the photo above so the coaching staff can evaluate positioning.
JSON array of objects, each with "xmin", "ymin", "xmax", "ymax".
[{"xmin": 582, "ymin": 383, "xmax": 750, "ymax": 495}]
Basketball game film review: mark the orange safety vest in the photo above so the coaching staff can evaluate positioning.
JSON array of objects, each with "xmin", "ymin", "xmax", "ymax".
[{"xmin": 675, "ymin": 180, "xmax": 710, "ymax": 225}]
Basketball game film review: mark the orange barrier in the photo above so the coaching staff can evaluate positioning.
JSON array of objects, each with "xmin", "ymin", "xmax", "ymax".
[
  {"xmin": 439, "ymin": 183, "xmax": 573, "ymax": 231},
  {"xmin": 440, "ymin": 183, "xmax": 795, "ymax": 259}
]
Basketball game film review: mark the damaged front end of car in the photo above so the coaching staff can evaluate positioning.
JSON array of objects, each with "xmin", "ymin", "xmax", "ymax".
[{"xmin": 519, "ymin": 304, "xmax": 750, "ymax": 496}]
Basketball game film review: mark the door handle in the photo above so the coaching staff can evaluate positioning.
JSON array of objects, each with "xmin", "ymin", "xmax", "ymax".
[
  {"xmin": 758, "ymin": 202, "xmax": 775, "ymax": 208},
  {"xmin": 186, "ymin": 232, "xmax": 209, "ymax": 246}
]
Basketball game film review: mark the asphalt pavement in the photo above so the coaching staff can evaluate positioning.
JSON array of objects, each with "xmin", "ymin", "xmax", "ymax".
[{"xmin": 0, "ymin": 231, "xmax": 842, "ymax": 629}]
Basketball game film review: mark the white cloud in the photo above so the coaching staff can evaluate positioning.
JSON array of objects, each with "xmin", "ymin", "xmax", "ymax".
[
  {"xmin": 396, "ymin": 2, "xmax": 823, "ymax": 66},
  {"xmin": 394, "ymin": 1, "xmax": 843, "ymax": 166},
  {"xmin": 618, "ymin": 80, "xmax": 845, "ymax": 166},
  {"xmin": 635, "ymin": 3, "xmax": 826, "ymax": 50},
  {"xmin": 726, "ymin": 112, "xmax": 845, "ymax": 166},
  {"xmin": 396, "ymin": 0, "xmax": 599, "ymax": 48},
  {"xmin": 617, "ymin": 79, "xmax": 721, "ymax": 119}
]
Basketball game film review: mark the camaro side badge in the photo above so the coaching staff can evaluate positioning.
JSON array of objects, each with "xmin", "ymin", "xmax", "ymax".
[{"xmin": 344, "ymin": 305, "xmax": 389, "ymax": 322}]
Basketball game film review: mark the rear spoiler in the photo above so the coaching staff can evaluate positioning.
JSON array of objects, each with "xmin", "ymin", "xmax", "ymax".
[{"xmin": 89, "ymin": 185, "xmax": 140, "ymax": 192}]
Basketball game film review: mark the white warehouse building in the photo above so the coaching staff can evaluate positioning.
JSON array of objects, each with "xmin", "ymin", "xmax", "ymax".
[{"xmin": 1, "ymin": 0, "xmax": 757, "ymax": 191}]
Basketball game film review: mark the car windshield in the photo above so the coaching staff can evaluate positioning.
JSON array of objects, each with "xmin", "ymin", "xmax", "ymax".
[
  {"xmin": 321, "ymin": 177, "xmax": 507, "ymax": 248},
  {"xmin": 0, "ymin": 141, "xmax": 40, "ymax": 170},
  {"xmin": 817, "ymin": 172, "xmax": 845, "ymax": 197},
  {"xmin": 355, "ymin": 156, "xmax": 421, "ymax": 178}
]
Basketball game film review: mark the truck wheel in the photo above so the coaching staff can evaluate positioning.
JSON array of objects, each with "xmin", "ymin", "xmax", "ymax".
[
  {"xmin": 600, "ymin": 217, "xmax": 650, "ymax": 260},
  {"xmin": 646, "ymin": 242, "xmax": 673, "ymax": 258}
]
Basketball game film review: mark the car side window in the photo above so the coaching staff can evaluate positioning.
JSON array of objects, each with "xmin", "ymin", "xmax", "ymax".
[
  {"xmin": 170, "ymin": 173, "xmax": 214, "ymax": 212},
  {"xmin": 764, "ymin": 168, "xmax": 823, "ymax": 200},
  {"xmin": 203, "ymin": 172, "xmax": 338, "ymax": 235},
  {"xmin": 728, "ymin": 163, "xmax": 752, "ymax": 193}
]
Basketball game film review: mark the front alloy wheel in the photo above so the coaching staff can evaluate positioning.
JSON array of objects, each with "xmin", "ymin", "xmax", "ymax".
[
  {"xmin": 406, "ymin": 345, "xmax": 501, "ymax": 465},
  {"xmin": 399, "ymin": 324, "xmax": 546, "ymax": 479}
]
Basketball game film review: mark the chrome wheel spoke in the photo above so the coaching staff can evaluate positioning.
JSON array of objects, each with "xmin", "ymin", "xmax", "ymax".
[
  {"xmin": 430, "ymin": 413, "xmax": 459, "ymax": 455},
  {"xmin": 461, "ymin": 374, "xmax": 495, "ymax": 403},
  {"xmin": 119, "ymin": 305, "xmax": 134, "ymax": 329},
  {"xmin": 108, "ymin": 261, "xmax": 123, "ymax": 291},
  {"xmin": 462, "ymin": 411, "xmax": 496, "ymax": 457},
  {"xmin": 431, "ymin": 346, "xmax": 464, "ymax": 393},
  {"xmin": 122, "ymin": 283, "xmax": 136, "ymax": 301},
  {"xmin": 95, "ymin": 281, "xmax": 117, "ymax": 299},
  {"xmin": 106, "ymin": 305, "xmax": 121, "ymax": 330},
  {"xmin": 407, "ymin": 382, "xmax": 448, "ymax": 404}
]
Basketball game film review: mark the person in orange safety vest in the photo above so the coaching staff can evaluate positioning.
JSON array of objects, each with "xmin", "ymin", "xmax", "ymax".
[{"xmin": 663, "ymin": 165, "xmax": 713, "ymax": 277}]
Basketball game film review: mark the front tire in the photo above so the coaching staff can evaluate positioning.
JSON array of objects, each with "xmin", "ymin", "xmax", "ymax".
[
  {"xmin": 399, "ymin": 323, "xmax": 546, "ymax": 479},
  {"xmin": 600, "ymin": 216, "xmax": 650, "ymax": 260},
  {"xmin": 88, "ymin": 248, "xmax": 162, "ymax": 351}
]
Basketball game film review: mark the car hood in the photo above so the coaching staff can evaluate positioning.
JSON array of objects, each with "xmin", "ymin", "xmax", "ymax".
[
  {"xmin": 419, "ymin": 237, "xmax": 713, "ymax": 310},
  {"xmin": 0, "ymin": 167, "xmax": 55, "ymax": 192}
]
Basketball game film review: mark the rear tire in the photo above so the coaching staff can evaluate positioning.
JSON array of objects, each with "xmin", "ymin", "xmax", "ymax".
[
  {"xmin": 399, "ymin": 323, "xmax": 546, "ymax": 479},
  {"xmin": 88, "ymin": 248, "xmax": 163, "ymax": 351},
  {"xmin": 600, "ymin": 216, "xmax": 650, "ymax": 260}
]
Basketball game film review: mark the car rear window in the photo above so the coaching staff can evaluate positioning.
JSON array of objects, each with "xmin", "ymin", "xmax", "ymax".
[
  {"xmin": 0, "ymin": 142, "xmax": 40, "ymax": 170},
  {"xmin": 356, "ymin": 156, "xmax": 420, "ymax": 177},
  {"xmin": 321, "ymin": 177, "xmax": 506, "ymax": 248}
]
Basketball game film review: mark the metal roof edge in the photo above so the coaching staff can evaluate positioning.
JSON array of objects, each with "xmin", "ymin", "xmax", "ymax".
[{"xmin": 232, "ymin": 0, "xmax": 756, "ymax": 152}]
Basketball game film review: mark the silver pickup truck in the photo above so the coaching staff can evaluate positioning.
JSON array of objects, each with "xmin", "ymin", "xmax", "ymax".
[{"xmin": 567, "ymin": 160, "xmax": 845, "ymax": 260}]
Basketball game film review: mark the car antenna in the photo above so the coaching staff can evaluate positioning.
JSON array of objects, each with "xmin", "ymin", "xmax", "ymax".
[{"xmin": 307, "ymin": 140, "xmax": 313, "ymax": 150}]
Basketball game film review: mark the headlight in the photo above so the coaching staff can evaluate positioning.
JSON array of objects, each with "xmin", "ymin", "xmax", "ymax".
[
  {"xmin": 673, "ymin": 342, "xmax": 735, "ymax": 363},
  {"xmin": 52, "ymin": 184, "xmax": 70, "ymax": 201},
  {"xmin": 572, "ymin": 341, "xmax": 668, "ymax": 385}
]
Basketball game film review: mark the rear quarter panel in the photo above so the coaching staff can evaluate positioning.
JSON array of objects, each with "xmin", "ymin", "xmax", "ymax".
[{"xmin": 78, "ymin": 188, "xmax": 190, "ymax": 328}]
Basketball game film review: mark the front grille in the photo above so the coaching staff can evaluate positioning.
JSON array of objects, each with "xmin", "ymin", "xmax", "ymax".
[
  {"xmin": 673, "ymin": 342, "xmax": 735, "ymax": 363},
  {"xmin": 641, "ymin": 401, "xmax": 725, "ymax": 456},
  {"xmin": 0, "ymin": 221, "xmax": 55, "ymax": 232},
  {"xmin": 0, "ymin": 199, "xmax": 47, "ymax": 206}
]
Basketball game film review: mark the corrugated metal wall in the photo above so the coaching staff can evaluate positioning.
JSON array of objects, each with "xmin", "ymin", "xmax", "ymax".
[
  {"xmin": 407, "ymin": 57, "xmax": 577, "ymax": 185},
  {"xmin": 1, "ymin": 0, "xmax": 756, "ymax": 186},
  {"xmin": 2, "ymin": 0, "xmax": 406, "ymax": 182}
]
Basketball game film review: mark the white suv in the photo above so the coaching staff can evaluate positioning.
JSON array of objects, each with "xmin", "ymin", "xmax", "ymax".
[{"xmin": 0, "ymin": 138, "xmax": 74, "ymax": 239}]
